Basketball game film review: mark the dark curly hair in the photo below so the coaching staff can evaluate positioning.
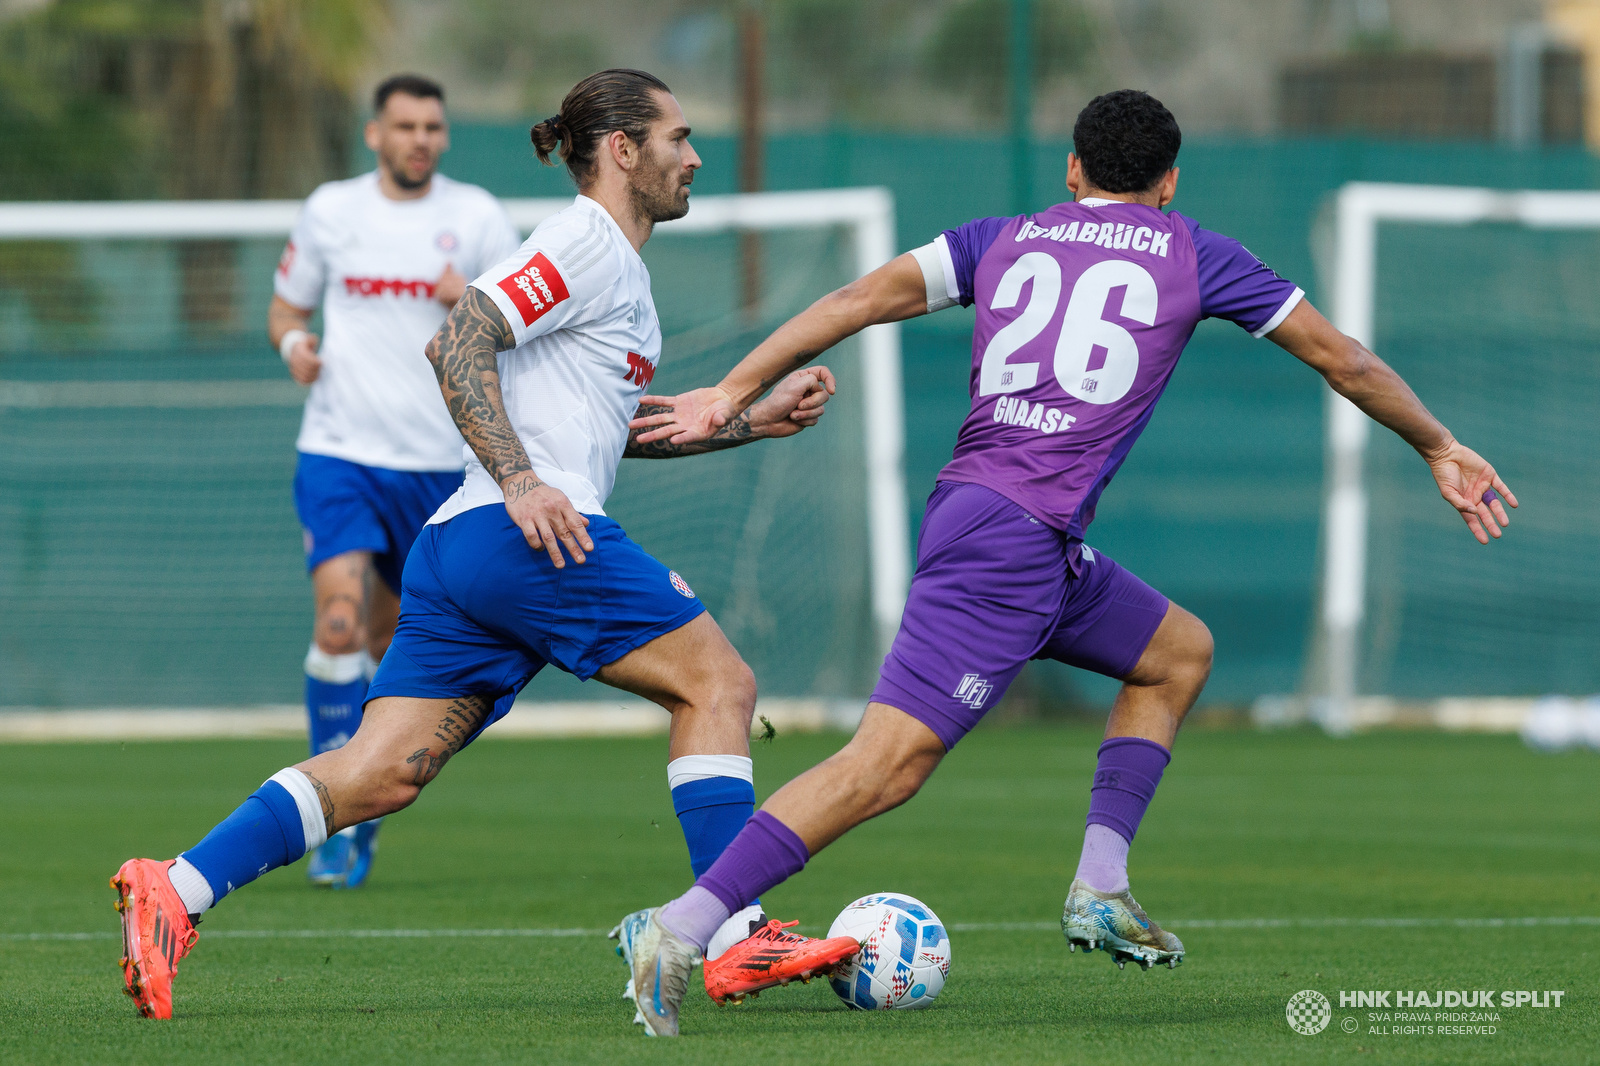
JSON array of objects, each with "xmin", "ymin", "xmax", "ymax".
[
  {"xmin": 531, "ymin": 69, "xmax": 672, "ymax": 188},
  {"xmin": 1071, "ymin": 90, "xmax": 1181, "ymax": 194}
]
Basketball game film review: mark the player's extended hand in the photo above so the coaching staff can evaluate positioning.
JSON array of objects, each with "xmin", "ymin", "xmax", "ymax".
[
  {"xmin": 628, "ymin": 385, "xmax": 740, "ymax": 445},
  {"xmin": 501, "ymin": 472, "xmax": 594, "ymax": 568},
  {"xmin": 434, "ymin": 263, "xmax": 468, "ymax": 308},
  {"xmin": 744, "ymin": 366, "xmax": 837, "ymax": 439},
  {"xmin": 286, "ymin": 333, "xmax": 322, "ymax": 385},
  {"xmin": 1426, "ymin": 438, "xmax": 1517, "ymax": 544}
]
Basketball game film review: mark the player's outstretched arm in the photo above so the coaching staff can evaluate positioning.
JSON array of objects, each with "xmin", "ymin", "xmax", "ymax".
[
  {"xmin": 1268, "ymin": 299, "xmax": 1517, "ymax": 544},
  {"xmin": 632, "ymin": 252, "xmax": 929, "ymax": 445},
  {"xmin": 426, "ymin": 288, "xmax": 595, "ymax": 568},
  {"xmin": 625, "ymin": 366, "xmax": 834, "ymax": 459}
]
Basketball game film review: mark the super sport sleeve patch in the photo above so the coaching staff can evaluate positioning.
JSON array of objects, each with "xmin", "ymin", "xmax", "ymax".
[
  {"xmin": 497, "ymin": 251, "xmax": 570, "ymax": 325},
  {"xmin": 471, "ymin": 244, "xmax": 590, "ymax": 348},
  {"xmin": 273, "ymin": 206, "xmax": 327, "ymax": 309}
]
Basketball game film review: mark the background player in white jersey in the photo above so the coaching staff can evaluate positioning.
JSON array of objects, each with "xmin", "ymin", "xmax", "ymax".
[
  {"xmin": 268, "ymin": 74, "xmax": 520, "ymax": 887},
  {"xmin": 110, "ymin": 69, "xmax": 839, "ymax": 1022}
]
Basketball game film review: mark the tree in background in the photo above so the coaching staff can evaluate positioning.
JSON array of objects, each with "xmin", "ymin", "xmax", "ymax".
[
  {"xmin": 0, "ymin": 0, "xmax": 387, "ymax": 334},
  {"xmin": 443, "ymin": 0, "xmax": 603, "ymax": 116},
  {"xmin": 923, "ymin": 0, "xmax": 1095, "ymax": 119}
]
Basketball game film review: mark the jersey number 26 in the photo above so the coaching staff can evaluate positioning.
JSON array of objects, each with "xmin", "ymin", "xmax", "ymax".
[{"xmin": 977, "ymin": 253, "xmax": 1158, "ymax": 406}]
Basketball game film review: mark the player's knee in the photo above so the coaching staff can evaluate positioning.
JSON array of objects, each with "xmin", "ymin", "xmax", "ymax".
[
  {"xmin": 314, "ymin": 605, "xmax": 364, "ymax": 657},
  {"xmin": 1176, "ymin": 615, "xmax": 1214, "ymax": 689}
]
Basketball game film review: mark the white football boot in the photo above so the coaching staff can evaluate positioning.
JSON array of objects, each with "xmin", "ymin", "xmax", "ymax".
[
  {"xmin": 1062, "ymin": 877, "xmax": 1185, "ymax": 970},
  {"xmin": 626, "ymin": 909, "xmax": 701, "ymax": 1037},
  {"xmin": 611, "ymin": 904, "xmax": 764, "ymax": 1025}
]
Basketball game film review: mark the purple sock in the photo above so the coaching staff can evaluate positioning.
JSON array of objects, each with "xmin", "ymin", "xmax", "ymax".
[
  {"xmin": 1085, "ymin": 736, "xmax": 1170, "ymax": 842},
  {"xmin": 664, "ymin": 811, "xmax": 809, "ymax": 951},
  {"xmin": 1078, "ymin": 737, "xmax": 1169, "ymax": 892},
  {"xmin": 1075, "ymin": 822, "xmax": 1131, "ymax": 893},
  {"xmin": 657, "ymin": 885, "xmax": 730, "ymax": 950}
]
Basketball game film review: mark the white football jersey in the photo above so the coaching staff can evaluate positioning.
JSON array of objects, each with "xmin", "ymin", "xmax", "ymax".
[
  {"xmin": 275, "ymin": 171, "xmax": 522, "ymax": 471},
  {"xmin": 429, "ymin": 195, "xmax": 662, "ymax": 523}
]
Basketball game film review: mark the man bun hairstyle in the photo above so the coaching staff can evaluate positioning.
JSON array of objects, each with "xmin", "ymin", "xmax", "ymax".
[
  {"xmin": 531, "ymin": 68, "xmax": 672, "ymax": 187},
  {"xmin": 374, "ymin": 73, "xmax": 444, "ymax": 113},
  {"xmin": 1072, "ymin": 90, "xmax": 1181, "ymax": 194}
]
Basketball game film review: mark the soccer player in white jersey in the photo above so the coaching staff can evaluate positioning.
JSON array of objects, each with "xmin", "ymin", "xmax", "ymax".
[
  {"xmin": 268, "ymin": 74, "xmax": 521, "ymax": 888},
  {"xmin": 110, "ymin": 69, "xmax": 847, "ymax": 1022}
]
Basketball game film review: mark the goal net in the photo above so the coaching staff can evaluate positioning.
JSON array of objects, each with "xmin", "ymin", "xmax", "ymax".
[
  {"xmin": 1310, "ymin": 182, "xmax": 1600, "ymax": 730},
  {"xmin": 0, "ymin": 191, "xmax": 907, "ymax": 709}
]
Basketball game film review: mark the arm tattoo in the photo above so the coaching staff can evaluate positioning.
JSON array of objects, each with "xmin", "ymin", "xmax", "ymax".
[
  {"xmin": 426, "ymin": 288, "xmax": 532, "ymax": 483},
  {"xmin": 302, "ymin": 771, "xmax": 336, "ymax": 836},
  {"xmin": 624, "ymin": 402, "xmax": 760, "ymax": 459},
  {"xmin": 405, "ymin": 695, "xmax": 494, "ymax": 787}
]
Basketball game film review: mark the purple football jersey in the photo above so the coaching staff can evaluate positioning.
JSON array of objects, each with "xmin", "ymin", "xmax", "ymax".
[{"xmin": 933, "ymin": 199, "xmax": 1302, "ymax": 555}]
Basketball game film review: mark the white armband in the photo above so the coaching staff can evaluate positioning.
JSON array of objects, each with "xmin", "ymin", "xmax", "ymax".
[
  {"xmin": 909, "ymin": 238, "xmax": 960, "ymax": 313},
  {"xmin": 279, "ymin": 329, "xmax": 310, "ymax": 363}
]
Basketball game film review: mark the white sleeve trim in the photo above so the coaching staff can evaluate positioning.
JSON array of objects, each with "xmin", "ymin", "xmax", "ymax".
[
  {"xmin": 910, "ymin": 238, "xmax": 958, "ymax": 313},
  {"xmin": 1250, "ymin": 287, "xmax": 1304, "ymax": 339},
  {"xmin": 667, "ymin": 754, "xmax": 754, "ymax": 789}
]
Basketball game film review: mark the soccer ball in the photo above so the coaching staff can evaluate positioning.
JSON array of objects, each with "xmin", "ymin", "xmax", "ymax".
[
  {"xmin": 1521, "ymin": 696, "xmax": 1579, "ymax": 752},
  {"xmin": 827, "ymin": 893, "xmax": 950, "ymax": 1010}
]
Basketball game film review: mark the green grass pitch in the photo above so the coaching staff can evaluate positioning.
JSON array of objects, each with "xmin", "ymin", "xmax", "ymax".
[{"xmin": 3, "ymin": 725, "xmax": 1594, "ymax": 1064}]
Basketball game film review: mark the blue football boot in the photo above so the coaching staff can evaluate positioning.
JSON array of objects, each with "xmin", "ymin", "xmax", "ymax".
[
  {"xmin": 337, "ymin": 818, "xmax": 383, "ymax": 889},
  {"xmin": 307, "ymin": 831, "xmax": 354, "ymax": 886}
]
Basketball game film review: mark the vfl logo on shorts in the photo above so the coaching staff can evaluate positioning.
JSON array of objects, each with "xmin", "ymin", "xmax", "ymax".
[
  {"xmin": 668, "ymin": 570, "xmax": 696, "ymax": 598},
  {"xmin": 953, "ymin": 673, "xmax": 992, "ymax": 709}
]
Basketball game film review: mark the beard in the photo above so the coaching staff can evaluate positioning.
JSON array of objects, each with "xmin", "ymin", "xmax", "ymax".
[
  {"xmin": 628, "ymin": 145, "xmax": 690, "ymax": 224},
  {"xmin": 385, "ymin": 149, "xmax": 437, "ymax": 191}
]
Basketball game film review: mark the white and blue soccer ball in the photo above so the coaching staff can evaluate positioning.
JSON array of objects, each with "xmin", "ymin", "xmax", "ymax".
[
  {"xmin": 1521, "ymin": 695, "xmax": 1580, "ymax": 752},
  {"xmin": 828, "ymin": 893, "xmax": 950, "ymax": 1010}
]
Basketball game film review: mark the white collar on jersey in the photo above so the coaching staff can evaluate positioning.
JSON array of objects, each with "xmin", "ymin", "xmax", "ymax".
[{"xmin": 1079, "ymin": 196, "xmax": 1137, "ymax": 207}]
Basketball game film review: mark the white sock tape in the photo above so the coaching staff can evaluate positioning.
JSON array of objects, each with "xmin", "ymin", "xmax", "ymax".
[
  {"xmin": 667, "ymin": 754, "xmax": 754, "ymax": 790},
  {"xmin": 269, "ymin": 768, "xmax": 330, "ymax": 852},
  {"xmin": 304, "ymin": 643, "xmax": 366, "ymax": 684}
]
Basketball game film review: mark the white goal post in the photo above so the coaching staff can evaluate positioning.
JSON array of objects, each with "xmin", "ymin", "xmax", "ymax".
[
  {"xmin": 0, "ymin": 188, "xmax": 911, "ymax": 657},
  {"xmin": 1318, "ymin": 181, "xmax": 1600, "ymax": 732}
]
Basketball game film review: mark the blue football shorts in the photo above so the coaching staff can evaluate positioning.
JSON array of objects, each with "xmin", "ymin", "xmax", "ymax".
[
  {"xmin": 293, "ymin": 452, "xmax": 462, "ymax": 594},
  {"xmin": 365, "ymin": 503, "xmax": 706, "ymax": 737}
]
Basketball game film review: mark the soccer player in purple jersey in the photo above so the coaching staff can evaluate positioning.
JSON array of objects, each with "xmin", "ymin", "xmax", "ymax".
[{"xmin": 620, "ymin": 90, "xmax": 1518, "ymax": 1035}]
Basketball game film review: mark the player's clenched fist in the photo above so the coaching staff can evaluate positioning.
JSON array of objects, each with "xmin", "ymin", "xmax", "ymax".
[
  {"xmin": 501, "ymin": 471, "xmax": 595, "ymax": 568},
  {"xmin": 744, "ymin": 366, "xmax": 836, "ymax": 439},
  {"xmin": 285, "ymin": 332, "xmax": 322, "ymax": 385}
]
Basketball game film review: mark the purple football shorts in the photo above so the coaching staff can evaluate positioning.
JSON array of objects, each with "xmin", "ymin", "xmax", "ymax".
[{"xmin": 871, "ymin": 481, "xmax": 1170, "ymax": 750}]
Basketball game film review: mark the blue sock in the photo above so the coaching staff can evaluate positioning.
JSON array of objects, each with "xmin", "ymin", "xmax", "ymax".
[
  {"xmin": 668, "ymin": 755, "xmax": 756, "ymax": 894},
  {"xmin": 304, "ymin": 644, "xmax": 367, "ymax": 755},
  {"xmin": 181, "ymin": 770, "xmax": 326, "ymax": 905}
]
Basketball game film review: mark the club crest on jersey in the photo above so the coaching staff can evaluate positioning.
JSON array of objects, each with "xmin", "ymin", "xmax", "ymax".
[
  {"xmin": 497, "ymin": 252, "xmax": 570, "ymax": 326},
  {"xmin": 625, "ymin": 351, "xmax": 656, "ymax": 388},
  {"xmin": 435, "ymin": 230, "xmax": 459, "ymax": 252},
  {"xmin": 668, "ymin": 570, "xmax": 695, "ymax": 598}
]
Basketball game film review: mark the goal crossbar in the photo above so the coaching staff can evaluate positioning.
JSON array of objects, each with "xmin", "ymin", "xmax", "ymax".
[
  {"xmin": 1320, "ymin": 181, "xmax": 1600, "ymax": 731},
  {"xmin": 0, "ymin": 188, "xmax": 910, "ymax": 658}
]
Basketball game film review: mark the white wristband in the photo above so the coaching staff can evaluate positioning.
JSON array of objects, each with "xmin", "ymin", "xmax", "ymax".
[{"xmin": 279, "ymin": 329, "xmax": 309, "ymax": 363}]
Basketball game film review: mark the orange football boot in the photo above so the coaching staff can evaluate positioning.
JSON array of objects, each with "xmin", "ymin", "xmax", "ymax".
[
  {"xmin": 111, "ymin": 858, "xmax": 199, "ymax": 1019},
  {"xmin": 703, "ymin": 918, "xmax": 860, "ymax": 1004}
]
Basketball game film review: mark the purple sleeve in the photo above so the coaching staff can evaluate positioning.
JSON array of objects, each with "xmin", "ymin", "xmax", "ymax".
[
  {"xmin": 939, "ymin": 216, "xmax": 1010, "ymax": 307},
  {"xmin": 1178, "ymin": 215, "xmax": 1303, "ymax": 337}
]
